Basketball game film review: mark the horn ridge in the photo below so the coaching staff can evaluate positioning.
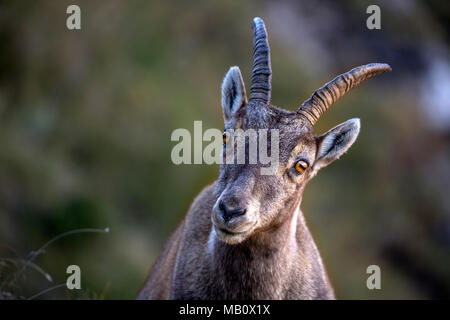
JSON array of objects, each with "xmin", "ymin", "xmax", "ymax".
[
  {"xmin": 250, "ymin": 17, "xmax": 272, "ymax": 104},
  {"xmin": 297, "ymin": 63, "xmax": 391, "ymax": 125}
]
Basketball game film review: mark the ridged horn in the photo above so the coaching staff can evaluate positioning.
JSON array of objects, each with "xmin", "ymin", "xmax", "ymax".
[
  {"xmin": 250, "ymin": 17, "xmax": 272, "ymax": 104},
  {"xmin": 297, "ymin": 63, "xmax": 391, "ymax": 125}
]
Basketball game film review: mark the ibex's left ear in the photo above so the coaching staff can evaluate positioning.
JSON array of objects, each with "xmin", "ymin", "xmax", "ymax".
[
  {"xmin": 313, "ymin": 118, "xmax": 360, "ymax": 171},
  {"xmin": 221, "ymin": 66, "xmax": 247, "ymax": 123}
]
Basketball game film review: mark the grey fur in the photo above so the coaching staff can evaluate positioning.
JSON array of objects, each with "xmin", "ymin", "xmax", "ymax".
[{"xmin": 137, "ymin": 17, "xmax": 390, "ymax": 300}]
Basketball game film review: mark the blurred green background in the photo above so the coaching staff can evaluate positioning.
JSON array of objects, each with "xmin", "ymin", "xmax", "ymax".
[{"xmin": 0, "ymin": 0, "xmax": 449, "ymax": 299}]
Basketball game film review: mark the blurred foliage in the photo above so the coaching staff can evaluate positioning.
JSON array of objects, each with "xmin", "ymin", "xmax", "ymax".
[{"xmin": 0, "ymin": 0, "xmax": 449, "ymax": 299}]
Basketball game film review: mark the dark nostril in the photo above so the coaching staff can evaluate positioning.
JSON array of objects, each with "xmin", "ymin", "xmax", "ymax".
[
  {"xmin": 218, "ymin": 200, "xmax": 247, "ymax": 222},
  {"xmin": 219, "ymin": 200, "xmax": 227, "ymax": 214},
  {"xmin": 229, "ymin": 208, "xmax": 246, "ymax": 219}
]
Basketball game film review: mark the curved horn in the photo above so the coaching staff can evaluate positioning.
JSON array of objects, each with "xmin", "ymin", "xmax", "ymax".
[
  {"xmin": 297, "ymin": 63, "xmax": 391, "ymax": 125},
  {"xmin": 250, "ymin": 17, "xmax": 272, "ymax": 104}
]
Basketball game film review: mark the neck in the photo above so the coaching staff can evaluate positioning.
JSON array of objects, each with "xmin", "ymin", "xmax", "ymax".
[{"xmin": 204, "ymin": 196, "xmax": 303, "ymax": 299}]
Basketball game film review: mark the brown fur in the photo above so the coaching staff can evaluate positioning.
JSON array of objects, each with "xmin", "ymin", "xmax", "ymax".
[
  {"xmin": 138, "ymin": 182, "xmax": 334, "ymax": 299},
  {"xmin": 138, "ymin": 17, "xmax": 389, "ymax": 300}
]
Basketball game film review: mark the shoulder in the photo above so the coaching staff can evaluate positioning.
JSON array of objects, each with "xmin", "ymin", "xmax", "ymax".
[{"xmin": 183, "ymin": 181, "xmax": 217, "ymax": 239}]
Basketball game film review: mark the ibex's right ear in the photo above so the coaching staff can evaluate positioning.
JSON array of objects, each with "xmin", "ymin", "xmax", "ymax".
[{"xmin": 221, "ymin": 66, "xmax": 247, "ymax": 123}]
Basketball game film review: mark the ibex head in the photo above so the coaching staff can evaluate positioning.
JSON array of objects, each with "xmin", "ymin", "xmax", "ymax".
[{"xmin": 212, "ymin": 17, "xmax": 391, "ymax": 245}]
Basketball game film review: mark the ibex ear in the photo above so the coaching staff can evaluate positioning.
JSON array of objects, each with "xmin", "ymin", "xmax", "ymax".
[
  {"xmin": 314, "ymin": 118, "xmax": 360, "ymax": 171},
  {"xmin": 221, "ymin": 66, "xmax": 247, "ymax": 123}
]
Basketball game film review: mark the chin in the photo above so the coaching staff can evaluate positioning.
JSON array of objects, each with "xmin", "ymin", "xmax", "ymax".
[{"xmin": 213, "ymin": 225, "xmax": 251, "ymax": 245}]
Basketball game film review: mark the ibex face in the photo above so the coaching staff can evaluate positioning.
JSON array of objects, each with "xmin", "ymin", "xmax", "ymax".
[{"xmin": 211, "ymin": 18, "xmax": 391, "ymax": 245}]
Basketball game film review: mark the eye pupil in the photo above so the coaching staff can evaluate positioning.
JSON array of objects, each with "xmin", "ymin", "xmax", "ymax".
[
  {"xmin": 223, "ymin": 132, "xmax": 229, "ymax": 144},
  {"xmin": 295, "ymin": 160, "xmax": 308, "ymax": 173}
]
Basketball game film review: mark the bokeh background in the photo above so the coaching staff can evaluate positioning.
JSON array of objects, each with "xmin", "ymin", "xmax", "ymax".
[{"xmin": 0, "ymin": 0, "xmax": 449, "ymax": 299}]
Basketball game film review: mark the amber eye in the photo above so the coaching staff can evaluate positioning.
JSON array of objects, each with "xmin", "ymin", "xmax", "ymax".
[
  {"xmin": 295, "ymin": 160, "xmax": 308, "ymax": 174},
  {"xmin": 223, "ymin": 131, "xmax": 230, "ymax": 144}
]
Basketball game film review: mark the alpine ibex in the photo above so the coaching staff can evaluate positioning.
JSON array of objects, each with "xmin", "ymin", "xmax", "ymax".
[{"xmin": 138, "ymin": 17, "xmax": 390, "ymax": 300}]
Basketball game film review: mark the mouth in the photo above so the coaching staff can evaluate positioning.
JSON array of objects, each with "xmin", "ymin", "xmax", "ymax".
[
  {"xmin": 215, "ymin": 226, "xmax": 247, "ymax": 236},
  {"xmin": 212, "ymin": 223, "xmax": 255, "ymax": 244}
]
